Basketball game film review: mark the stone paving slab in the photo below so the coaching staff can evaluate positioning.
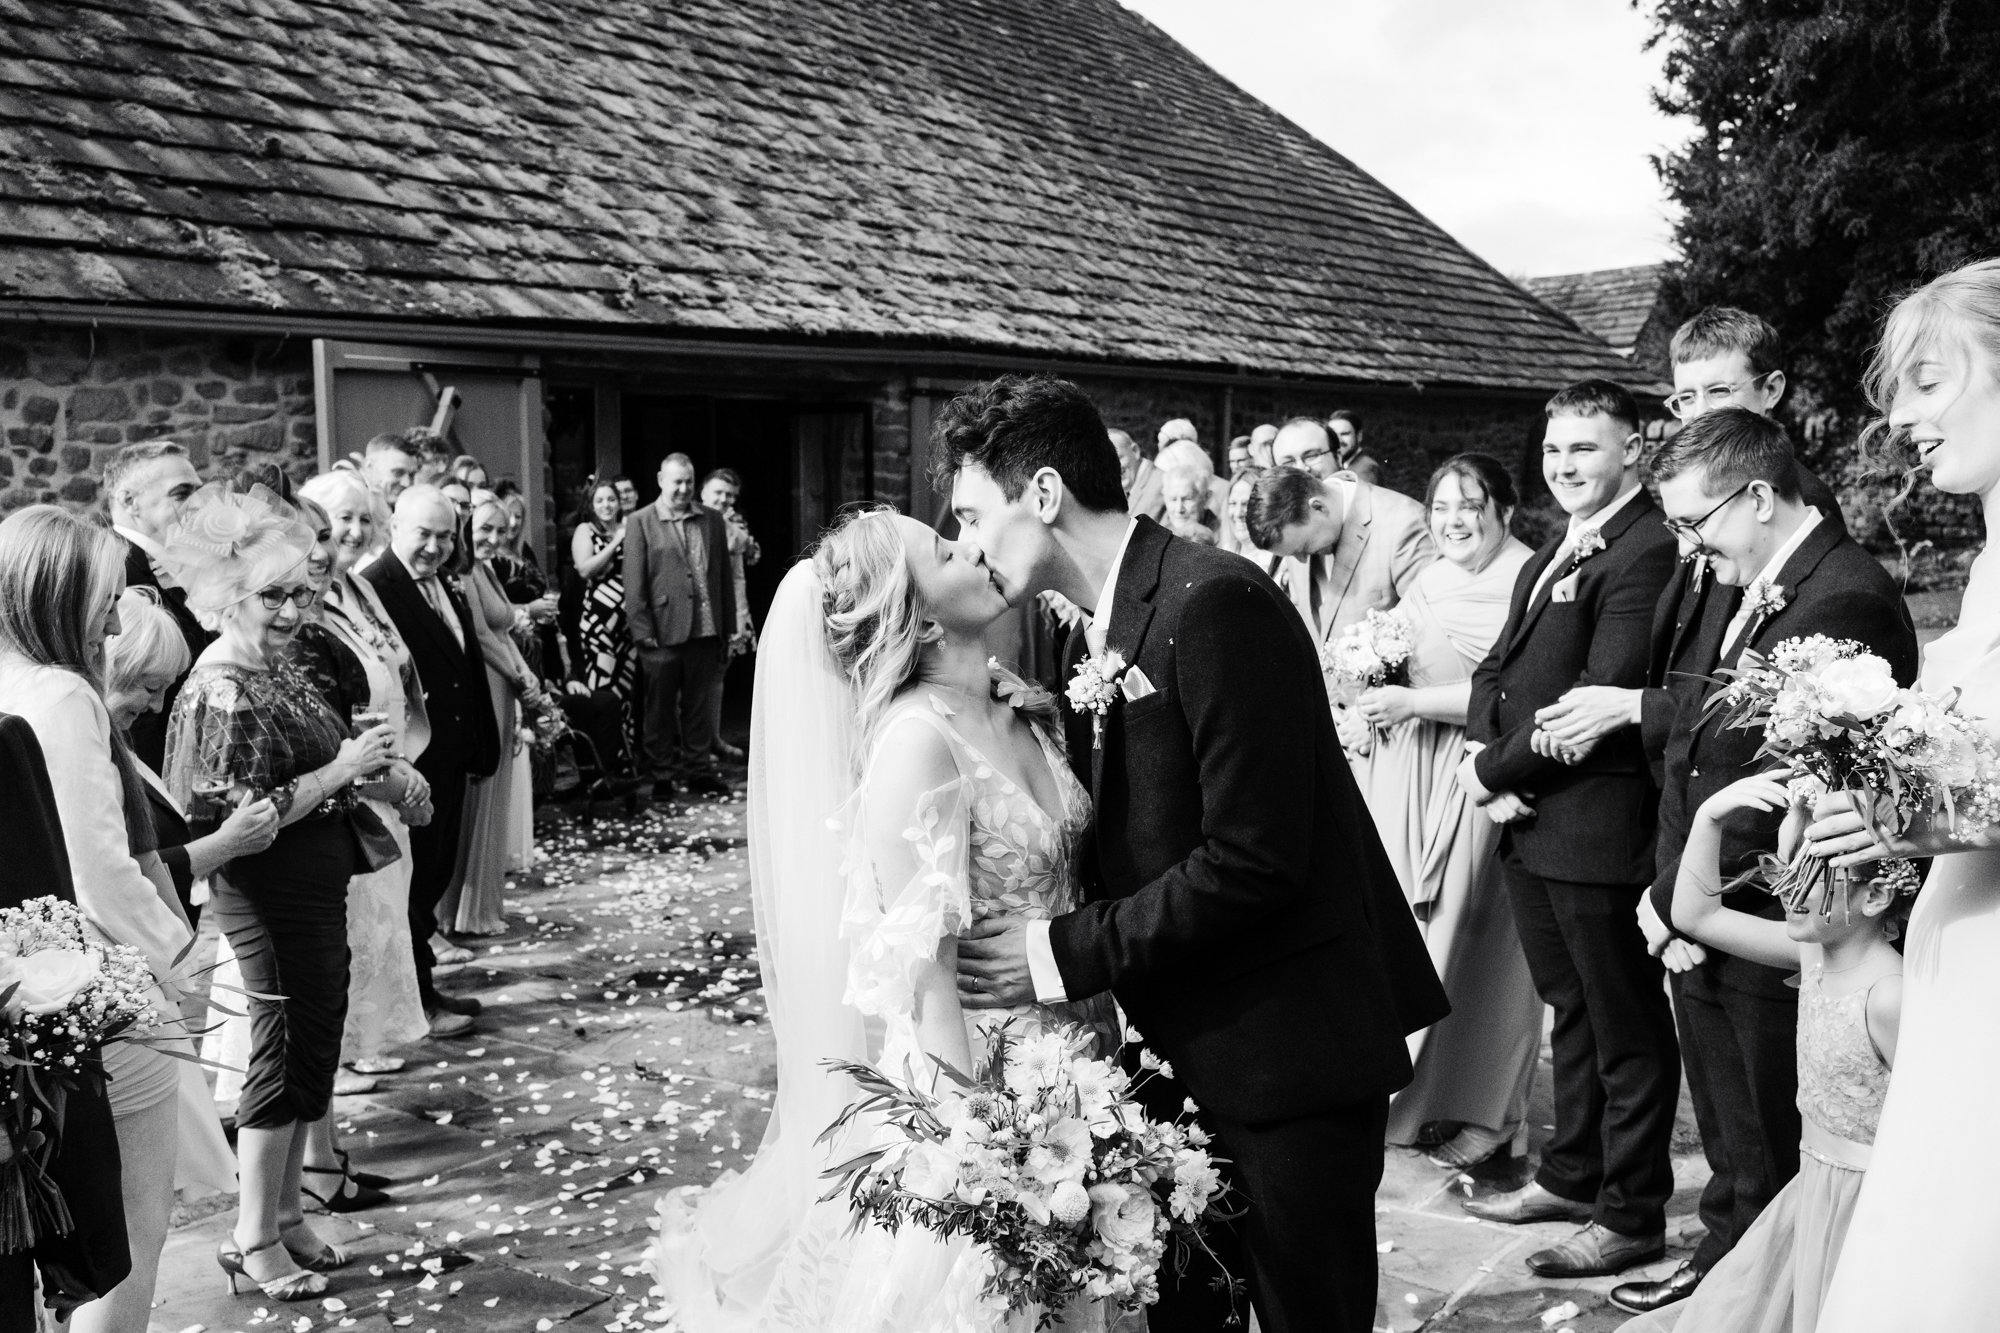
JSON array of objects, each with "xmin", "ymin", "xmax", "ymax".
[{"xmin": 152, "ymin": 786, "xmax": 1713, "ymax": 1333}]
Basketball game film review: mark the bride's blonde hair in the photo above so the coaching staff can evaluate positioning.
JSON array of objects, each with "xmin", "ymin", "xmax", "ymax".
[
  {"xmin": 812, "ymin": 506, "xmax": 941, "ymax": 773},
  {"xmin": 1862, "ymin": 257, "xmax": 2000, "ymax": 484}
]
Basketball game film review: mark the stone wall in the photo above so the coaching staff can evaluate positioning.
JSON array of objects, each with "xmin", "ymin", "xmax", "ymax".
[{"xmin": 0, "ymin": 326, "xmax": 316, "ymax": 512}]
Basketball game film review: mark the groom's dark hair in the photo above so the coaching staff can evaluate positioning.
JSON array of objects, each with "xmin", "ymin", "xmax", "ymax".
[{"xmin": 929, "ymin": 375, "xmax": 1127, "ymax": 514}]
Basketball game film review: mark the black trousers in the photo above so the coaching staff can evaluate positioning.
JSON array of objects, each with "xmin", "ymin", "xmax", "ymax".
[
  {"xmin": 1144, "ymin": 1092, "xmax": 1389, "ymax": 1333},
  {"xmin": 212, "ymin": 817, "xmax": 356, "ymax": 1128},
  {"xmin": 1675, "ymin": 969, "xmax": 1800, "ymax": 1271},
  {"xmin": 407, "ymin": 762, "xmax": 468, "ymax": 1005},
  {"xmin": 1502, "ymin": 856, "xmax": 1680, "ymax": 1235},
  {"xmin": 638, "ymin": 635, "xmax": 722, "ymax": 780}
]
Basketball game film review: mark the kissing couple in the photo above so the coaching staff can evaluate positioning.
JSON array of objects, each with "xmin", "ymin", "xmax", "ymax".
[{"xmin": 649, "ymin": 376, "xmax": 1445, "ymax": 1333}]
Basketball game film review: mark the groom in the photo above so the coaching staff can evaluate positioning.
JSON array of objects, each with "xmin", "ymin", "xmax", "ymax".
[{"xmin": 948, "ymin": 376, "xmax": 1447, "ymax": 1333}]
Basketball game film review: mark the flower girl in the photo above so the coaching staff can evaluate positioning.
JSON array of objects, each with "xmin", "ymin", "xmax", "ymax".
[{"xmin": 1621, "ymin": 772, "xmax": 1905, "ymax": 1333}]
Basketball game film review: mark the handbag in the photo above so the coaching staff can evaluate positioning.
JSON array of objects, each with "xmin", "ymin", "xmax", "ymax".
[{"xmin": 349, "ymin": 801, "xmax": 403, "ymax": 874}]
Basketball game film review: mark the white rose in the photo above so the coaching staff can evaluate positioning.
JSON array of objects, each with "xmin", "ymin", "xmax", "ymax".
[
  {"xmin": 1816, "ymin": 655, "xmax": 1899, "ymax": 720},
  {"xmin": 1087, "ymin": 1181, "xmax": 1157, "ymax": 1250},
  {"xmin": 2, "ymin": 947, "xmax": 100, "ymax": 1018}
]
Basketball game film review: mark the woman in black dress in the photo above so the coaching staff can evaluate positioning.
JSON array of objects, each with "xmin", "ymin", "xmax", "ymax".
[{"xmin": 161, "ymin": 482, "xmax": 408, "ymax": 1303}]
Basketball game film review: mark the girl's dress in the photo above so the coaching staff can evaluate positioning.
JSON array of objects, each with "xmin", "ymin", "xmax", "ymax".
[
  {"xmin": 1620, "ymin": 962, "xmax": 1892, "ymax": 1332},
  {"xmin": 1818, "ymin": 541, "xmax": 2000, "ymax": 1328},
  {"xmin": 1346, "ymin": 545, "xmax": 1544, "ymax": 1144}
]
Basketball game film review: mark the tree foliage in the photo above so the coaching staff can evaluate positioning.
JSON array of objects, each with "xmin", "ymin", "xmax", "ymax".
[{"xmin": 1647, "ymin": 0, "xmax": 2000, "ymax": 447}]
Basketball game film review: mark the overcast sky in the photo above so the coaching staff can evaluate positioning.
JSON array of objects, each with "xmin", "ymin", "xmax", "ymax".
[{"xmin": 1122, "ymin": 0, "xmax": 1694, "ymax": 279}]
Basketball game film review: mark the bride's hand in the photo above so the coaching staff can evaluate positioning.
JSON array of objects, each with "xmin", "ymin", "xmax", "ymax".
[{"xmin": 1803, "ymin": 789, "xmax": 1893, "ymax": 868}]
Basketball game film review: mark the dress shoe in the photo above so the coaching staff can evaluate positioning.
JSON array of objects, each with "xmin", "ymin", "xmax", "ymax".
[
  {"xmin": 713, "ymin": 739, "xmax": 745, "ymax": 762},
  {"xmin": 1526, "ymin": 1223, "xmax": 1665, "ymax": 1278},
  {"xmin": 1610, "ymin": 1259, "xmax": 1704, "ymax": 1314},
  {"xmin": 429, "ymin": 992, "xmax": 482, "ymax": 1016},
  {"xmin": 1460, "ymin": 1180, "xmax": 1595, "ymax": 1225},
  {"xmin": 426, "ymin": 1010, "xmax": 474, "ymax": 1038},
  {"xmin": 683, "ymin": 771, "xmax": 731, "ymax": 798}
]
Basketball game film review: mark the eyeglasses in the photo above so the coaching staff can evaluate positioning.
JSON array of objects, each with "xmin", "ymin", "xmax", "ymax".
[
  {"xmin": 1662, "ymin": 483, "xmax": 1750, "ymax": 544},
  {"xmin": 1289, "ymin": 447, "xmax": 1333, "ymax": 466},
  {"xmin": 256, "ymin": 586, "xmax": 316, "ymax": 610},
  {"xmin": 1663, "ymin": 372, "xmax": 1777, "ymax": 420}
]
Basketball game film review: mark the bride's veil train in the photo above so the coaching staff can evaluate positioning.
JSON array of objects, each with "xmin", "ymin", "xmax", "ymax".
[{"xmin": 649, "ymin": 560, "xmax": 869, "ymax": 1323}]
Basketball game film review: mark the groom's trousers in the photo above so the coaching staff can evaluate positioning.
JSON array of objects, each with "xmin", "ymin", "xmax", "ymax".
[{"xmin": 1144, "ymin": 1094, "xmax": 1389, "ymax": 1333}]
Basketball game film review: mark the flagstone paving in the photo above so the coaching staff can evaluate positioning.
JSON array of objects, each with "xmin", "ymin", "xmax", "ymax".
[{"xmin": 153, "ymin": 786, "xmax": 1708, "ymax": 1333}]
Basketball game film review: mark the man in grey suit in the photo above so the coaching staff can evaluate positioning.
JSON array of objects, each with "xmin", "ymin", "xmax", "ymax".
[
  {"xmin": 624, "ymin": 453, "xmax": 736, "ymax": 798},
  {"xmin": 1247, "ymin": 426, "xmax": 1436, "ymax": 649}
]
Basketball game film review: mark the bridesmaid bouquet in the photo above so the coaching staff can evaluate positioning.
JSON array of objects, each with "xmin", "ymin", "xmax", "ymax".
[
  {"xmin": 0, "ymin": 897, "xmax": 161, "ymax": 1251},
  {"xmin": 1323, "ymin": 608, "xmax": 1416, "ymax": 705},
  {"xmin": 1707, "ymin": 634, "xmax": 2000, "ymax": 910},
  {"xmin": 820, "ymin": 1022, "xmax": 1235, "ymax": 1322}
]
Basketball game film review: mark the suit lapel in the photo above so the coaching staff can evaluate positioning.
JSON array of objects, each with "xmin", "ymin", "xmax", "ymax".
[
  {"xmin": 1504, "ymin": 491, "xmax": 1657, "ymax": 661},
  {"xmin": 1719, "ymin": 517, "xmax": 1843, "ymax": 672},
  {"xmin": 380, "ymin": 554, "xmax": 464, "ymax": 671},
  {"xmin": 1317, "ymin": 483, "xmax": 1374, "ymax": 643},
  {"xmin": 1091, "ymin": 519, "xmax": 1169, "ymax": 806},
  {"xmin": 1502, "ymin": 539, "xmax": 1565, "ymax": 658}
]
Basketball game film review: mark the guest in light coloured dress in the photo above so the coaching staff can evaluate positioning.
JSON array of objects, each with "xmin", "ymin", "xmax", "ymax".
[{"xmin": 1346, "ymin": 454, "xmax": 1544, "ymax": 1168}]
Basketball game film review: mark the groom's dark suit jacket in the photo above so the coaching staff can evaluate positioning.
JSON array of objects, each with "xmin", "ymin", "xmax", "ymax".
[
  {"xmin": 1469, "ymin": 491, "xmax": 1678, "ymax": 885},
  {"xmin": 1049, "ymin": 517, "xmax": 1447, "ymax": 1126},
  {"xmin": 1646, "ymin": 517, "xmax": 1918, "ymax": 994}
]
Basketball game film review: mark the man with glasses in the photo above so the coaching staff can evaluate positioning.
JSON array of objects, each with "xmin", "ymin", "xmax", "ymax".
[{"xmin": 1588, "ymin": 410, "xmax": 1913, "ymax": 1317}]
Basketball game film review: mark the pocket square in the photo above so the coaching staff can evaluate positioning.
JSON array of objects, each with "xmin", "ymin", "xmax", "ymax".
[
  {"xmin": 1551, "ymin": 572, "xmax": 1581, "ymax": 603},
  {"xmin": 1120, "ymin": 666, "xmax": 1157, "ymax": 701}
]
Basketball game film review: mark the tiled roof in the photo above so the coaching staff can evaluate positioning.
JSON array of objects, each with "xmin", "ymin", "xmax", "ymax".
[
  {"xmin": 0, "ymin": 0, "xmax": 1649, "ymax": 391},
  {"xmin": 1523, "ymin": 264, "xmax": 1669, "ymax": 357}
]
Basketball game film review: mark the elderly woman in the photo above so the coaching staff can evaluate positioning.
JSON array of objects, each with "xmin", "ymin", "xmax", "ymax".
[
  {"xmin": 104, "ymin": 586, "xmax": 281, "ymax": 924},
  {"xmin": 0, "ymin": 507, "xmax": 196, "ymax": 1333},
  {"xmin": 1160, "ymin": 464, "xmax": 1219, "ymax": 545},
  {"xmin": 162, "ymin": 481, "xmax": 405, "ymax": 1302},
  {"xmin": 439, "ymin": 490, "xmax": 546, "ymax": 935}
]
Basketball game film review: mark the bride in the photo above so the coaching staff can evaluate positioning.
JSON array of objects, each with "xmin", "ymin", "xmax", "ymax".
[
  {"xmin": 649, "ymin": 507, "xmax": 1114, "ymax": 1332},
  {"xmin": 1803, "ymin": 258, "xmax": 2000, "ymax": 1328}
]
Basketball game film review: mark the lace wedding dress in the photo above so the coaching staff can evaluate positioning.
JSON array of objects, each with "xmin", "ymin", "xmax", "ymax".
[
  {"xmin": 1818, "ymin": 543, "xmax": 2000, "ymax": 1328},
  {"xmin": 648, "ymin": 562, "xmax": 1112, "ymax": 1333}
]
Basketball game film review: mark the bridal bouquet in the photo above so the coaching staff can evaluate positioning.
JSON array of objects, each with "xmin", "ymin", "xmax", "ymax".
[
  {"xmin": 1322, "ymin": 608, "xmax": 1415, "ymax": 704},
  {"xmin": 1, "ymin": 897, "xmax": 161, "ymax": 1251},
  {"xmin": 820, "ymin": 1023, "xmax": 1234, "ymax": 1322},
  {"xmin": 1707, "ymin": 634, "xmax": 2000, "ymax": 910}
]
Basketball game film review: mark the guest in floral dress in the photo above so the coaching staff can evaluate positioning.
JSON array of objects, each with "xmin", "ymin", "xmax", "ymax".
[
  {"xmin": 571, "ymin": 479, "xmax": 636, "ymax": 703},
  {"xmin": 1347, "ymin": 454, "xmax": 1544, "ymax": 1169},
  {"xmin": 162, "ymin": 482, "xmax": 414, "ymax": 1304}
]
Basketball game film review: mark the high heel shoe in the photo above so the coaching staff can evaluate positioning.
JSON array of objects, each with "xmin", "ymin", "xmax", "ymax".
[
  {"xmin": 217, "ymin": 1239, "xmax": 328, "ymax": 1301},
  {"xmin": 280, "ymin": 1219, "xmax": 351, "ymax": 1271},
  {"xmin": 302, "ymin": 1162, "xmax": 392, "ymax": 1212},
  {"xmin": 335, "ymin": 1146, "xmax": 392, "ymax": 1189}
]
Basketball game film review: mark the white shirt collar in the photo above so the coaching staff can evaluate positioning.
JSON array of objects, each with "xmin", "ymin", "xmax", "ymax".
[
  {"xmin": 1088, "ymin": 518, "xmax": 1141, "ymax": 638},
  {"xmin": 114, "ymin": 524, "xmax": 165, "ymax": 561},
  {"xmin": 1746, "ymin": 506, "xmax": 1823, "ymax": 592},
  {"xmin": 1565, "ymin": 481, "xmax": 1643, "ymax": 542}
]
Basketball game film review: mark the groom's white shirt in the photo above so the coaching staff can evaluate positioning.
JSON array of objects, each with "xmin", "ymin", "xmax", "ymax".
[{"xmin": 1026, "ymin": 517, "xmax": 1139, "ymax": 1005}]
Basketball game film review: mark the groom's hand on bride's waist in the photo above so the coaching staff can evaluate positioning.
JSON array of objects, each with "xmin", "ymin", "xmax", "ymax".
[{"xmin": 956, "ymin": 916, "xmax": 1036, "ymax": 1009}]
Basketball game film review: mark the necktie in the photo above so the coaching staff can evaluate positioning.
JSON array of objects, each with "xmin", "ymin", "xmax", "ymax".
[
  {"xmin": 1290, "ymin": 555, "xmax": 1321, "ymax": 636},
  {"xmin": 421, "ymin": 576, "xmax": 465, "ymax": 649}
]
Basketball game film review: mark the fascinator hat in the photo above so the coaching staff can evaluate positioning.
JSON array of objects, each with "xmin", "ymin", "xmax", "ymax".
[{"xmin": 162, "ymin": 480, "xmax": 315, "ymax": 616}]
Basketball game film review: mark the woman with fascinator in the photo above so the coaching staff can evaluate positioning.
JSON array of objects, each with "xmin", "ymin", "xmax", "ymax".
[
  {"xmin": 649, "ymin": 507, "xmax": 1115, "ymax": 1332},
  {"xmin": 160, "ymin": 481, "xmax": 417, "ymax": 1303}
]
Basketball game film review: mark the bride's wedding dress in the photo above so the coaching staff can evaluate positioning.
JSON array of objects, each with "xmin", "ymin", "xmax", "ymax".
[
  {"xmin": 1818, "ymin": 543, "xmax": 2000, "ymax": 1329},
  {"xmin": 648, "ymin": 563, "xmax": 1111, "ymax": 1333}
]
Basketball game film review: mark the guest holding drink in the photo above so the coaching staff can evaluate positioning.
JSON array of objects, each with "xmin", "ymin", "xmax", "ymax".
[
  {"xmin": 161, "ymin": 482, "xmax": 399, "ymax": 1303},
  {"xmin": 1348, "ymin": 455, "xmax": 1543, "ymax": 1168},
  {"xmin": 0, "ymin": 507, "xmax": 198, "ymax": 1333}
]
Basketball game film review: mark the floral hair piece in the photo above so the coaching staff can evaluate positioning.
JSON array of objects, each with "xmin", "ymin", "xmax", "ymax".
[{"xmin": 162, "ymin": 480, "xmax": 315, "ymax": 615}]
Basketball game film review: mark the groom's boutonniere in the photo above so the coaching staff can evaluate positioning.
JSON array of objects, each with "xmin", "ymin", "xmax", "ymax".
[
  {"xmin": 1745, "ymin": 578, "xmax": 1788, "ymax": 627},
  {"xmin": 1067, "ymin": 648, "xmax": 1127, "ymax": 749},
  {"xmin": 1568, "ymin": 525, "xmax": 1607, "ymax": 571}
]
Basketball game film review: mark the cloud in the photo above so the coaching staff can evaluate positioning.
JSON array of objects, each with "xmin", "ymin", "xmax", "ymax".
[{"xmin": 1123, "ymin": 0, "xmax": 1693, "ymax": 276}]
